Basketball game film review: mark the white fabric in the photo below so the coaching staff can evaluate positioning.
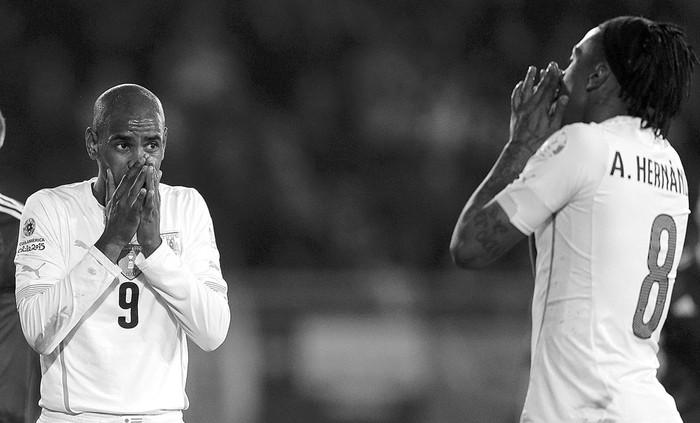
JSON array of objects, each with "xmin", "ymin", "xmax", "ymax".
[
  {"xmin": 39, "ymin": 409, "xmax": 183, "ymax": 423},
  {"xmin": 496, "ymin": 116, "xmax": 688, "ymax": 422},
  {"xmin": 15, "ymin": 179, "xmax": 230, "ymax": 415}
]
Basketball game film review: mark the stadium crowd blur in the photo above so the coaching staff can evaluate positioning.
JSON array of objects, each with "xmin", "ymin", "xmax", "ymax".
[
  {"xmin": 2, "ymin": 1, "xmax": 700, "ymax": 422},
  {"xmin": 2, "ymin": 1, "xmax": 700, "ymax": 269}
]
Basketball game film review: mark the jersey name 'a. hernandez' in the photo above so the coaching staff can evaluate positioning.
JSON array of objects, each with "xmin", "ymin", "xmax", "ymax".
[
  {"xmin": 15, "ymin": 179, "xmax": 230, "ymax": 414},
  {"xmin": 496, "ymin": 116, "xmax": 687, "ymax": 423}
]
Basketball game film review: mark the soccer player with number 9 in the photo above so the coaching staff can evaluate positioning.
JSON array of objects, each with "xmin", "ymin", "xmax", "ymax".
[
  {"xmin": 450, "ymin": 16, "xmax": 697, "ymax": 422},
  {"xmin": 14, "ymin": 84, "xmax": 230, "ymax": 422}
]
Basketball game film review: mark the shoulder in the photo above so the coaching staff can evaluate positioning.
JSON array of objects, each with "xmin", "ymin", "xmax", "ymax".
[
  {"xmin": 535, "ymin": 122, "xmax": 609, "ymax": 163},
  {"xmin": 27, "ymin": 180, "xmax": 91, "ymax": 204},
  {"xmin": 25, "ymin": 180, "xmax": 93, "ymax": 215},
  {"xmin": 160, "ymin": 183, "xmax": 203, "ymax": 199},
  {"xmin": 160, "ymin": 183, "xmax": 208, "ymax": 208}
]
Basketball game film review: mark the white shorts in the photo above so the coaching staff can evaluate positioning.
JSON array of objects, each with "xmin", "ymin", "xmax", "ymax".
[{"xmin": 38, "ymin": 409, "xmax": 184, "ymax": 423}]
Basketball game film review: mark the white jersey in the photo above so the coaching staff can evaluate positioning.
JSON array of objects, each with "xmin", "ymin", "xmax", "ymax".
[
  {"xmin": 495, "ymin": 116, "xmax": 688, "ymax": 422},
  {"xmin": 15, "ymin": 179, "xmax": 230, "ymax": 415}
]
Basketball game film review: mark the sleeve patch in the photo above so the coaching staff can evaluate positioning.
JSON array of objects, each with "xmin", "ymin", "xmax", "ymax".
[
  {"xmin": 22, "ymin": 218, "xmax": 36, "ymax": 237},
  {"xmin": 535, "ymin": 131, "xmax": 567, "ymax": 159}
]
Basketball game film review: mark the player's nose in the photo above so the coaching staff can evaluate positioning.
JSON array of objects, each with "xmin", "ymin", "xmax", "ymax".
[{"xmin": 126, "ymin": 148, "xmax": 149, "ymax": 168}]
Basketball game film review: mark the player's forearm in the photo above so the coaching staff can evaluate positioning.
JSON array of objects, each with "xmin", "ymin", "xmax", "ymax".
[
  {"xmin": 137, "ymin": 245, "xmax": 230, "ymax": 351},
  {"xmin": 15, "ymin": 248, "xmax": 119, "ymax": 354},
  {"xmin": 450, "ymin": 139, "xmax": 535, "ymax": 267},
  {"xmin": 451, "ymin": 140, "xmax": 532, "ymax": 247}
]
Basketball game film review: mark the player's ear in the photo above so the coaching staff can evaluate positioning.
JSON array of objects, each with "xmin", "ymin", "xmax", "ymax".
[
  {"xmin": 162, "ymin": 127, "xmax": 167, "ymax": 159},
  {"xmin": 85, "ymin": 127, "xmax": 99, "ymax": 160},
  {"xmin": 586, "ymin": 62, "xmax": 613, "ymax": 91}
]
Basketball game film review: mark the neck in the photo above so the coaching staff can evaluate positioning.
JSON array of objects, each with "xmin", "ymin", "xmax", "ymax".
[{"xmin": 584, "ymin": 92, "xmax": 629, "ymax": 124}]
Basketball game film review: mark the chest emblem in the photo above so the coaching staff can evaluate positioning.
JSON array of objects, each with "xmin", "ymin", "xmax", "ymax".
[
  {"xmin": 117, "ymin": 231, "xmax": 181, "ymax": 280},
  {"xmin": 161, "ymin": 231, "xmax": 182, "ymax": 255},
  {"xmin": 118, "ymin": 244, "xmax": 142, "ymax": 280}
]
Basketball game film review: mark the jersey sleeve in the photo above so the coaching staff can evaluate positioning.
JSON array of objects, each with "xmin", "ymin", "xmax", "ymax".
[
  {"xmin": 14, "ymin": 191, "xmax": 121, "ymax": 354},
  {"xmin": 495, "ymin": 124, "xmax": 609, "ymax": 234},
  {"xmin": 135, "ymin": 189, "xmax": 230, "ymax": 351}
]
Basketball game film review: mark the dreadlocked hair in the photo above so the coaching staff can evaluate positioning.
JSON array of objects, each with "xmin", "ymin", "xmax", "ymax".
[{"xmin": 603, "ymin": 18, "xmax": 698, "ymax": 137}]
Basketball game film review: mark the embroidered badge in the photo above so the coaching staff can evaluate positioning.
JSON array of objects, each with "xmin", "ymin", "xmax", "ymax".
[
  {"xmin": 118, "ymin": 244, "xmax": 142, "ymax": 280},
  {"xmin": 537, "ymin": 131, "xmax": 567, "ymax": 158},
  {"xmin": 161, "ymin": 231, "xmax": 182, "ymax": 255},
  {"xmin": 23, "ymin": 218, "xmax": 36, "ymax": 237}
]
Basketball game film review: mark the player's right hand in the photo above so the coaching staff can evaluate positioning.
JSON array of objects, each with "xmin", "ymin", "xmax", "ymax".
[{"xmin": 509, "ymin": 62, "xmax": 569, "ymax": 154}]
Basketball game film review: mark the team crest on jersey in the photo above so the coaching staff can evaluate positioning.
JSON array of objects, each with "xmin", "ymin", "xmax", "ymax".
[
  {"xmin": 161, "ymin": 231, "xmax": 181, "ymax": 255},
  {"xmin": 22, "ymin": 218, "xmax": 36, "ymax": 237},
  {"xmin": 118, "ymin": 244, "xmax": 142, "ymax": 280}
]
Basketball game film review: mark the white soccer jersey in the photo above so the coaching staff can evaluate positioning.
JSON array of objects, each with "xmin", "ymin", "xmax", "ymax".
[
  {"xmin": 496, "ymin": 116, "xmax": 688, "ymax": 422},
  {"xmin": 14, "ymin": 179, "xmax": 230, "ymax": 415}
]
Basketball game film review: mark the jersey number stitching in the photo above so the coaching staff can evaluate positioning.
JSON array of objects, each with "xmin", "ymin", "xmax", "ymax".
[
  {"xmin": 632, "ymin": 214, "xmax": 676, "ymax": 339},
  {"xmin": 118, "ymin": 282, "xmax": 140, "ymax": 329}
]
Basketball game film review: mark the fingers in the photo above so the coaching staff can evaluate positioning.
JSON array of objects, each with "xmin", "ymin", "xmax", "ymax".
[
  {"xmin": 521, "ymin": 66, "xmax": 537, "ymax": 103},
  {"xmin": 532, "ymin": 62, "xmax": 562, "ymax": 102},
  {"xmin": 112, "ymin": 157, "xmax": 147, "ymax": 200},
  {"xmin": 142, "ymin": 161, "xmax": 161, "ymax": 213},
  {"xmin": 512, "ymin": 66, "xmax": 537, "ymax": 111},
  {"xmin": 145, "ymin": 164, "xmax": 155, "ymax": 195},
  {"xmin": 132, "ymin": 187, "xmax": 147, "ymax": 208},
  {"xmin": 127, "ymin": 165, "xmax": 149, "ymax": 208},
  {"xmin": 549, "ymin": 95, "xmax": 570, "ymax": 128},
  {"xmin": 511, "ymin": 80, "xmax": 524, "ymax": 111},
  {"xmin": 106, "ymin": 168, "xmax": 116, "ymax": 205}
]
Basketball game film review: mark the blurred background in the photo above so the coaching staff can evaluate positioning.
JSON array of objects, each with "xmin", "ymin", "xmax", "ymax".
[{"xmin": 1, "ymin": 0, "xmax": 700, "ymax": 422}]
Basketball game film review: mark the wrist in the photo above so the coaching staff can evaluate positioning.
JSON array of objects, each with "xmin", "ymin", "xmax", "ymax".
[
  {"xmin": 140, "ymin": 239, "xmax": 162, "ymax": 258},
  {"xmin": 94, "ymin": 237, "xmax": 127, "ymax": 263}
]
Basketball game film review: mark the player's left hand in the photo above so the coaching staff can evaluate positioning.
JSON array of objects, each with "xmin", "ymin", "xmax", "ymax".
[
  {"xmin": 137, "ymin": 156, "xmax": 162, "ymax": 257},
  {"xmin": 509, "ymin": 62, "xmax": 569, "ymax": 154}
]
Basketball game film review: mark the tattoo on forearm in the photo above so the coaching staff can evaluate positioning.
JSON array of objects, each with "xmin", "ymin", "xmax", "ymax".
[
  {"xmin": 471, "ymin": 207, "xmax": 512, "ymax": 260},
  {"xmin": 461, "ymin": 144, "xmax": 532, "ymax": 225},
  {"xmin": 454, "ymin": 139, "xmax": 534, "ymax": 265}
]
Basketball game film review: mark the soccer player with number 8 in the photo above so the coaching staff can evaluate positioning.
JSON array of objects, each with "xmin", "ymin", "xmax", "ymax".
[{"xmin": 450, "ymin": 16, "xmax": 697, "ymax": 422}]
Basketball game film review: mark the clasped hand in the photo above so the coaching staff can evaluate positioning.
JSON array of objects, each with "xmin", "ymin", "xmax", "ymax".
[
  {"xmin": 509, "ymin": 62, "xmax": 569, "ymax": 154},
  {"xmin": 103, "ymin": 155, "xmax": 162, "ymax": 258}
]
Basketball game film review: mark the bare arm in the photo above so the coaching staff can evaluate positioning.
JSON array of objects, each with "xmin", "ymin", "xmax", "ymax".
[{"xmin": 450, "ymin": 62, "xmax": 568, "ymax": 268}]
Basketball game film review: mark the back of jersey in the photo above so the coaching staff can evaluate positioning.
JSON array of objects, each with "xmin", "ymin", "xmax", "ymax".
[
  {"xmin": 591, "ymin": 118, "xmax": 688, "ymax": 414},
  {"xmin": 520, "ymin": 117, "xmax": 688, "ymax": 422}
]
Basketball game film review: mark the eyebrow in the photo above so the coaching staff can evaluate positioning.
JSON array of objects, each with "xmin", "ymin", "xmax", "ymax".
[
  {"xmin": 108, "ymin": 134, "xmax": 132, "ymax": 142},
  {"xmin": 108, "ymin": 132, "xmax": 162, "ymax": 141}
]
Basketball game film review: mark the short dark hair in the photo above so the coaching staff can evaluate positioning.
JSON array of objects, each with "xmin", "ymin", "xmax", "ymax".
[
  {"xmin": 601, "ymin": 16, "xmax": 698, "ymax": 137},
  {"xmin": 92, "ymin": 84, "xmax": 164, "ymax": 136}
]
